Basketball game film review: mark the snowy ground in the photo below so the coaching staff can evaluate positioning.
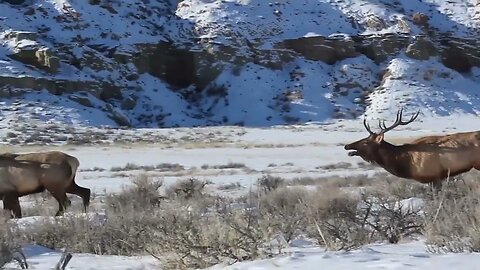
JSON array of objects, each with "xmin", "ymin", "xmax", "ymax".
[{"xmin": 3, "ymin": 114, "xmax": 480, "ymax": 269}]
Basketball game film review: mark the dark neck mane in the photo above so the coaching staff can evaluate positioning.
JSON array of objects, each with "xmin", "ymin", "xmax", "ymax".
[{"xmin": 374, "ymin": 142, "xmax": 413, "ymax": 179}]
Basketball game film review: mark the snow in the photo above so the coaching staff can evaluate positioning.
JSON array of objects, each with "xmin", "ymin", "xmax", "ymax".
[
  {"xmin": 4, "ymin": 244, "xmax": 159, "ymax": 270},
  {"xmin": 0, "ymin": 0, "xmax": 479, "ymax": 128},
  {"xmin": 208, "ymin": 240, "xmax": 480, "ymax": 270}
]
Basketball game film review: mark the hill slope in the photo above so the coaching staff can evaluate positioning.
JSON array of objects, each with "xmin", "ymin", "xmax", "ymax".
[{"xmin": 1, "ymin": 0, "xmax": 480, "ymax": 131}]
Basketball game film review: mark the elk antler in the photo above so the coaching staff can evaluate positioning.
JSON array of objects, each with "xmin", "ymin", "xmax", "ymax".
[
  {"xmin": 378, "ymin": 108, "xmax": 420, "ymax": 134},
  {"xmin": 363, "ymin": 117, "xmax": 374, "ymax": 135}
]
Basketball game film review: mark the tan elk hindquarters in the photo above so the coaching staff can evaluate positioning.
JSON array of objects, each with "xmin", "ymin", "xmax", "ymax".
[
  {"xmin": 344, "ymin": 108, "xmax": 480, "ymax": 190},
  {"xmin": 0, "ymin": 151, "xmax": 90, "ymax": 218}
]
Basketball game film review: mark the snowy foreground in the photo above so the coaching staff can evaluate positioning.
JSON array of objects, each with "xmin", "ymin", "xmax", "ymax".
[
  {"xmin": 8, "ymin": 240, "xmax": 480, "ymax": 270},
  {"xmin": 4, "ymin": 114, "xmax": 480, "ymax": 269}
]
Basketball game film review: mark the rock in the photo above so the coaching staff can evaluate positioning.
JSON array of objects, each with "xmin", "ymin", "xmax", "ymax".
[
  {"xmin": 125, "ymin": 73, "xmax": 139, "ymax": 81},
  {"xmin": 24, "ymin": 7, "xmax": 35, "ymax": 15},
  {"xmin": 365, "ymin": 15, "xmax": 386, "ymax": 31},
  {"xmin": 69, "ymin": 94, "xmax": 94, "ymax": 107},
  {"xmin": 439, "ymin": 37, "xmax": 480, "ymax": 73},
  {"xmin": 6, "ymin": 32, "xmax": 59, "ymax": 73},
  {"xmin": 10, "ymin": 39, "xmax": 39, "ymax": 67},
  {"xmin": 105, "ymin": 104, "xmax": 131, "ymax": 127},
  {"xmin": 121, "ymin": 96, "xmax": 137, "ymax": 110},
  {"xmin": 5, "ymin": 31, "xmax": 38, "ymax": 43},
  {"xmin": 358, "ymin": 33, "xmax": 410, "ymax": 63},
  {"xmin": 405, "ymin": 37, "xmax": 437, "ymax": 60},
  {"xmin": 99, "ymin": 83, "xmax": 122, "ymax": 100},
  {"xmin": 283, "ymin": 36, "xmax": 359, "ymax": 64},
  {"xmin": 35, "ymin": 47, "xmax": 60, "ymax": 72},
  {"xmin": 412, "ymin": 12, "xmax": 429, "ymax": 27}
]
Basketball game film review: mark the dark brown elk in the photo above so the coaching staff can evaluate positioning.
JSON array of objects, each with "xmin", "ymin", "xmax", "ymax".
[
  {"xmin": 0, "ymin": 151, "xmax": 90, "ymax": 218},
  {"xmin": 344, "ymin": 108, "xmax": 480, "ymax": 190}
]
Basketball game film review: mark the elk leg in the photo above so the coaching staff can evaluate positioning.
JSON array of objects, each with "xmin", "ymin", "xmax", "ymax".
[
  {"xmin": 66, "ymin": 181, "xmax": 91, "ymax": 213},
  {"xmin": 3, "ymin": 193, "xmax": 21, "ymax": 218},
  {"xmin": 46, "ymin": 187, "xmax": 69, "ymax": 216}
]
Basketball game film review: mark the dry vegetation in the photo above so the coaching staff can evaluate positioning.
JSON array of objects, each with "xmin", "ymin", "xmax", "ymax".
[{"xmin": 3, "ymin": 172, "xmax": 480, "ymax": 269}]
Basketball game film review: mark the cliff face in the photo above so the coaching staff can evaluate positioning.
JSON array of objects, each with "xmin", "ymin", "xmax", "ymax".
[{"xmin": 1, "ymin": 0, "xmax": 480, "ymax": 129}]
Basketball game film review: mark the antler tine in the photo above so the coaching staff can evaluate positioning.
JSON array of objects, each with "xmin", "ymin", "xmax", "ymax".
[
  {"xmin": 379, "ymin": 108, "xmax": 419, "ymax": 134},
  {"xmin": 363, "ymin": 117, "xmax": 374, "ymax": 135},
  {"xmin": 406, "ymin": 110, "xmax": 420, "ymax": 123}
]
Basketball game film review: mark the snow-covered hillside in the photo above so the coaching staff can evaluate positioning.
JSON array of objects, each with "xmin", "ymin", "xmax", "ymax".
[{"xmin": 0, "ymin": 0, "xmax": 480, "ymax": 130}]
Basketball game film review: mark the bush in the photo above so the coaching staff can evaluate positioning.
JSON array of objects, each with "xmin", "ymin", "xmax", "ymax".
[
  {"xmin": 257, "ymin": 175, "xmax": 285, "ymax": 194},
  {"xmin": 166, "ymin": 177, "xmax": 209, "ymax": 200},
  {"xmin": 258, "ymin": 187, "xmax": 309, "ymax": 243},
  {"xmin": 106, "ymin": 174, "xmax": 164, "ymax": 211}
]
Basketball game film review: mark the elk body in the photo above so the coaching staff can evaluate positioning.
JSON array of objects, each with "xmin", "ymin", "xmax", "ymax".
[
  {"xmin": 344, "ymin": 109, "xmax": 480, "ymax": 190},
  {"xmin": 0, "ymin": 151, "xmax": 90, "ymax": 218}
]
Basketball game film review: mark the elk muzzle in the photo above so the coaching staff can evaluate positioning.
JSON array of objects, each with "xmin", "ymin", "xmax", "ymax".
[{"xmin": 344, "ymin": 144, "xmax": 359, "ymax": 156}]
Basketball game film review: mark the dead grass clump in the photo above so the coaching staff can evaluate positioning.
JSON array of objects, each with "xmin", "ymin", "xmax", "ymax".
[
  {"xmin": 158, "ymin": 203, "xmax": 279, "ymax": 270},
  {"xmin": 257, "ymin": 175, "xmax": 285, "ymax": 194},
  {"xmin": 12, "ymin": 211, "xmax": 160, "ymax": 256},
  {"xmin": 106, "ymin": 174, "xmax": 164, "ymax": 211},
  {"xmin": 424, "ymin": 177, "xmax": 480, "ymax": 253},
  {"xmin": 212, "ymin": 162, "xmax": 247, "ymax": 169},
  {"xmin": 289, "ymin": 174, "xmax": 371, "ymax": 188},
  {"xmin": 166, "ymin": 177, "xmax": 209, "ymax": 200},
  {"xmin": 217, "ymin": 182, "xmax": 243, "ymax": 191},
  {"xmin": 317, "ymin": 162, "xmax": 352, "ymax": 170},
  {"xmin": 258, "ymin": 187, "xmax": 309, "ymax": 243},
  {"xmin": 155, "ymin": 163, "xmax": 184, "ymax": 172},
  {"xmin": 110, "ymin": 163, "xmax": 155, "ymax": 172},
  {"xmin": 367, "ymin": 174, "xmax": 428, "ymax": 199},
  {"xmin": 0, "ymin": 213, "xmax": 25, "ymax": 269},
  {"xmin": 303, "ymin": 186, "xmax": 370, "ymax": 250}
]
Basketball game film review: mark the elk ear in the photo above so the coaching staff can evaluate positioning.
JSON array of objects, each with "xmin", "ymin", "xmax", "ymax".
[{"xmin": 374, "ymin": 133, "xmax": 384, "ymax": 143}]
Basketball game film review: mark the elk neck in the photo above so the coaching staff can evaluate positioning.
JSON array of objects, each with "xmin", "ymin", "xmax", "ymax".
[{"xmin": 374, "ymin": 141, "xmax": 413, "ymax": 179}]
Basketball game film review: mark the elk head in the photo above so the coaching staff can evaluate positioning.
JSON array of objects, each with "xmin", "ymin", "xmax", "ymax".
[{"xmin": 344, "ymin": 108, "xmax": 420, "ymax": 163}]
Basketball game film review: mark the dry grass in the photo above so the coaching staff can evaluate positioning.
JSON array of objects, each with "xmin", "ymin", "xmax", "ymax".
[
  {"xmin": 424, "ymin": 174, "xmax": 480, "ymax": 253},
  {"xmin": 5, "ymin": 171, "xmax": 480, "ymax": 268}
]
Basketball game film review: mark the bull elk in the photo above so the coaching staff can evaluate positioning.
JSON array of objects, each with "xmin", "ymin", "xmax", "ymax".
[
  {"xmin": 344, "ymin": 108, "xmax": 480, "ymax": 190},
  {"xmin": 0, "ymin": 151, "xmax": 90, "ymax": 218}
]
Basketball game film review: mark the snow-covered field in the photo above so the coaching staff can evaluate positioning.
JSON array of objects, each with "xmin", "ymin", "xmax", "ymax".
[{"xmin": 3, "ymin": 114, "xmax": 480, "ymax": 269}]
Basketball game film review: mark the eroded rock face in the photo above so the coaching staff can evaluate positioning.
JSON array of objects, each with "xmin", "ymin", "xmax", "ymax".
[
  {"xmin": 6, "ymin": 31, "xmax": 60, "ymax": 73},
  {"xmin": 282, "ymin": 34, "xmax": 410, "ymax": 64},
  {"xmin": 35, "ymin": 47, "xmax": 60, "ymax": 72},
  {"xmin": 405, "ymin": 37, "xmax": 437, "ymax": 60},
  {"xmin": 440, "ymin": 37, "xmax": 480, "ymax": 73},
  {"xmin": 69, "ymin": 94, "xmax": 94, "ymax": 107},
  {"xmin": 282, "ymin": 36, "xmax": 359, "ymax": 64},
  {"xmin": 105, "ymin": 103, "xmax": 131, "ymax": 127}
]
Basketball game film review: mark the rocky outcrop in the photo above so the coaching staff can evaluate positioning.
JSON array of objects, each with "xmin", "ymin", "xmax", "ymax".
[
  {"xmin": 405, "ymin": 36, "xmax": 437, "ymax": 60},
  {"xmin": 439, "ymin": 37, "xmax": 480, "ymax": 73},
  {"xmin": 6, "ymin": 31, "xmax": 60, "ymax": 73},
  {"xmin": 281, "ymin": 33, "xmax": 410, "ymax": 64},
  {"xmin": 282, "ymin": 36, "xmax": 359, "ymax": 64}
]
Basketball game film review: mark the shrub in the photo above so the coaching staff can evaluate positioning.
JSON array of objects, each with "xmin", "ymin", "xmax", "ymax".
[
  {"xmin": 106, "ymin": 174, "xmax": 164, "ymax": 211},
  {"xmin": 258, "ymin": 187, "xmax": 309, "ymax": 242},
  {"xmin": 166, "ymin": 177, "xmax": 209, "ymax": 200},
  {"xmin": 257, "ymin": 175, "xmax": 285, "ymax": 194}
]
